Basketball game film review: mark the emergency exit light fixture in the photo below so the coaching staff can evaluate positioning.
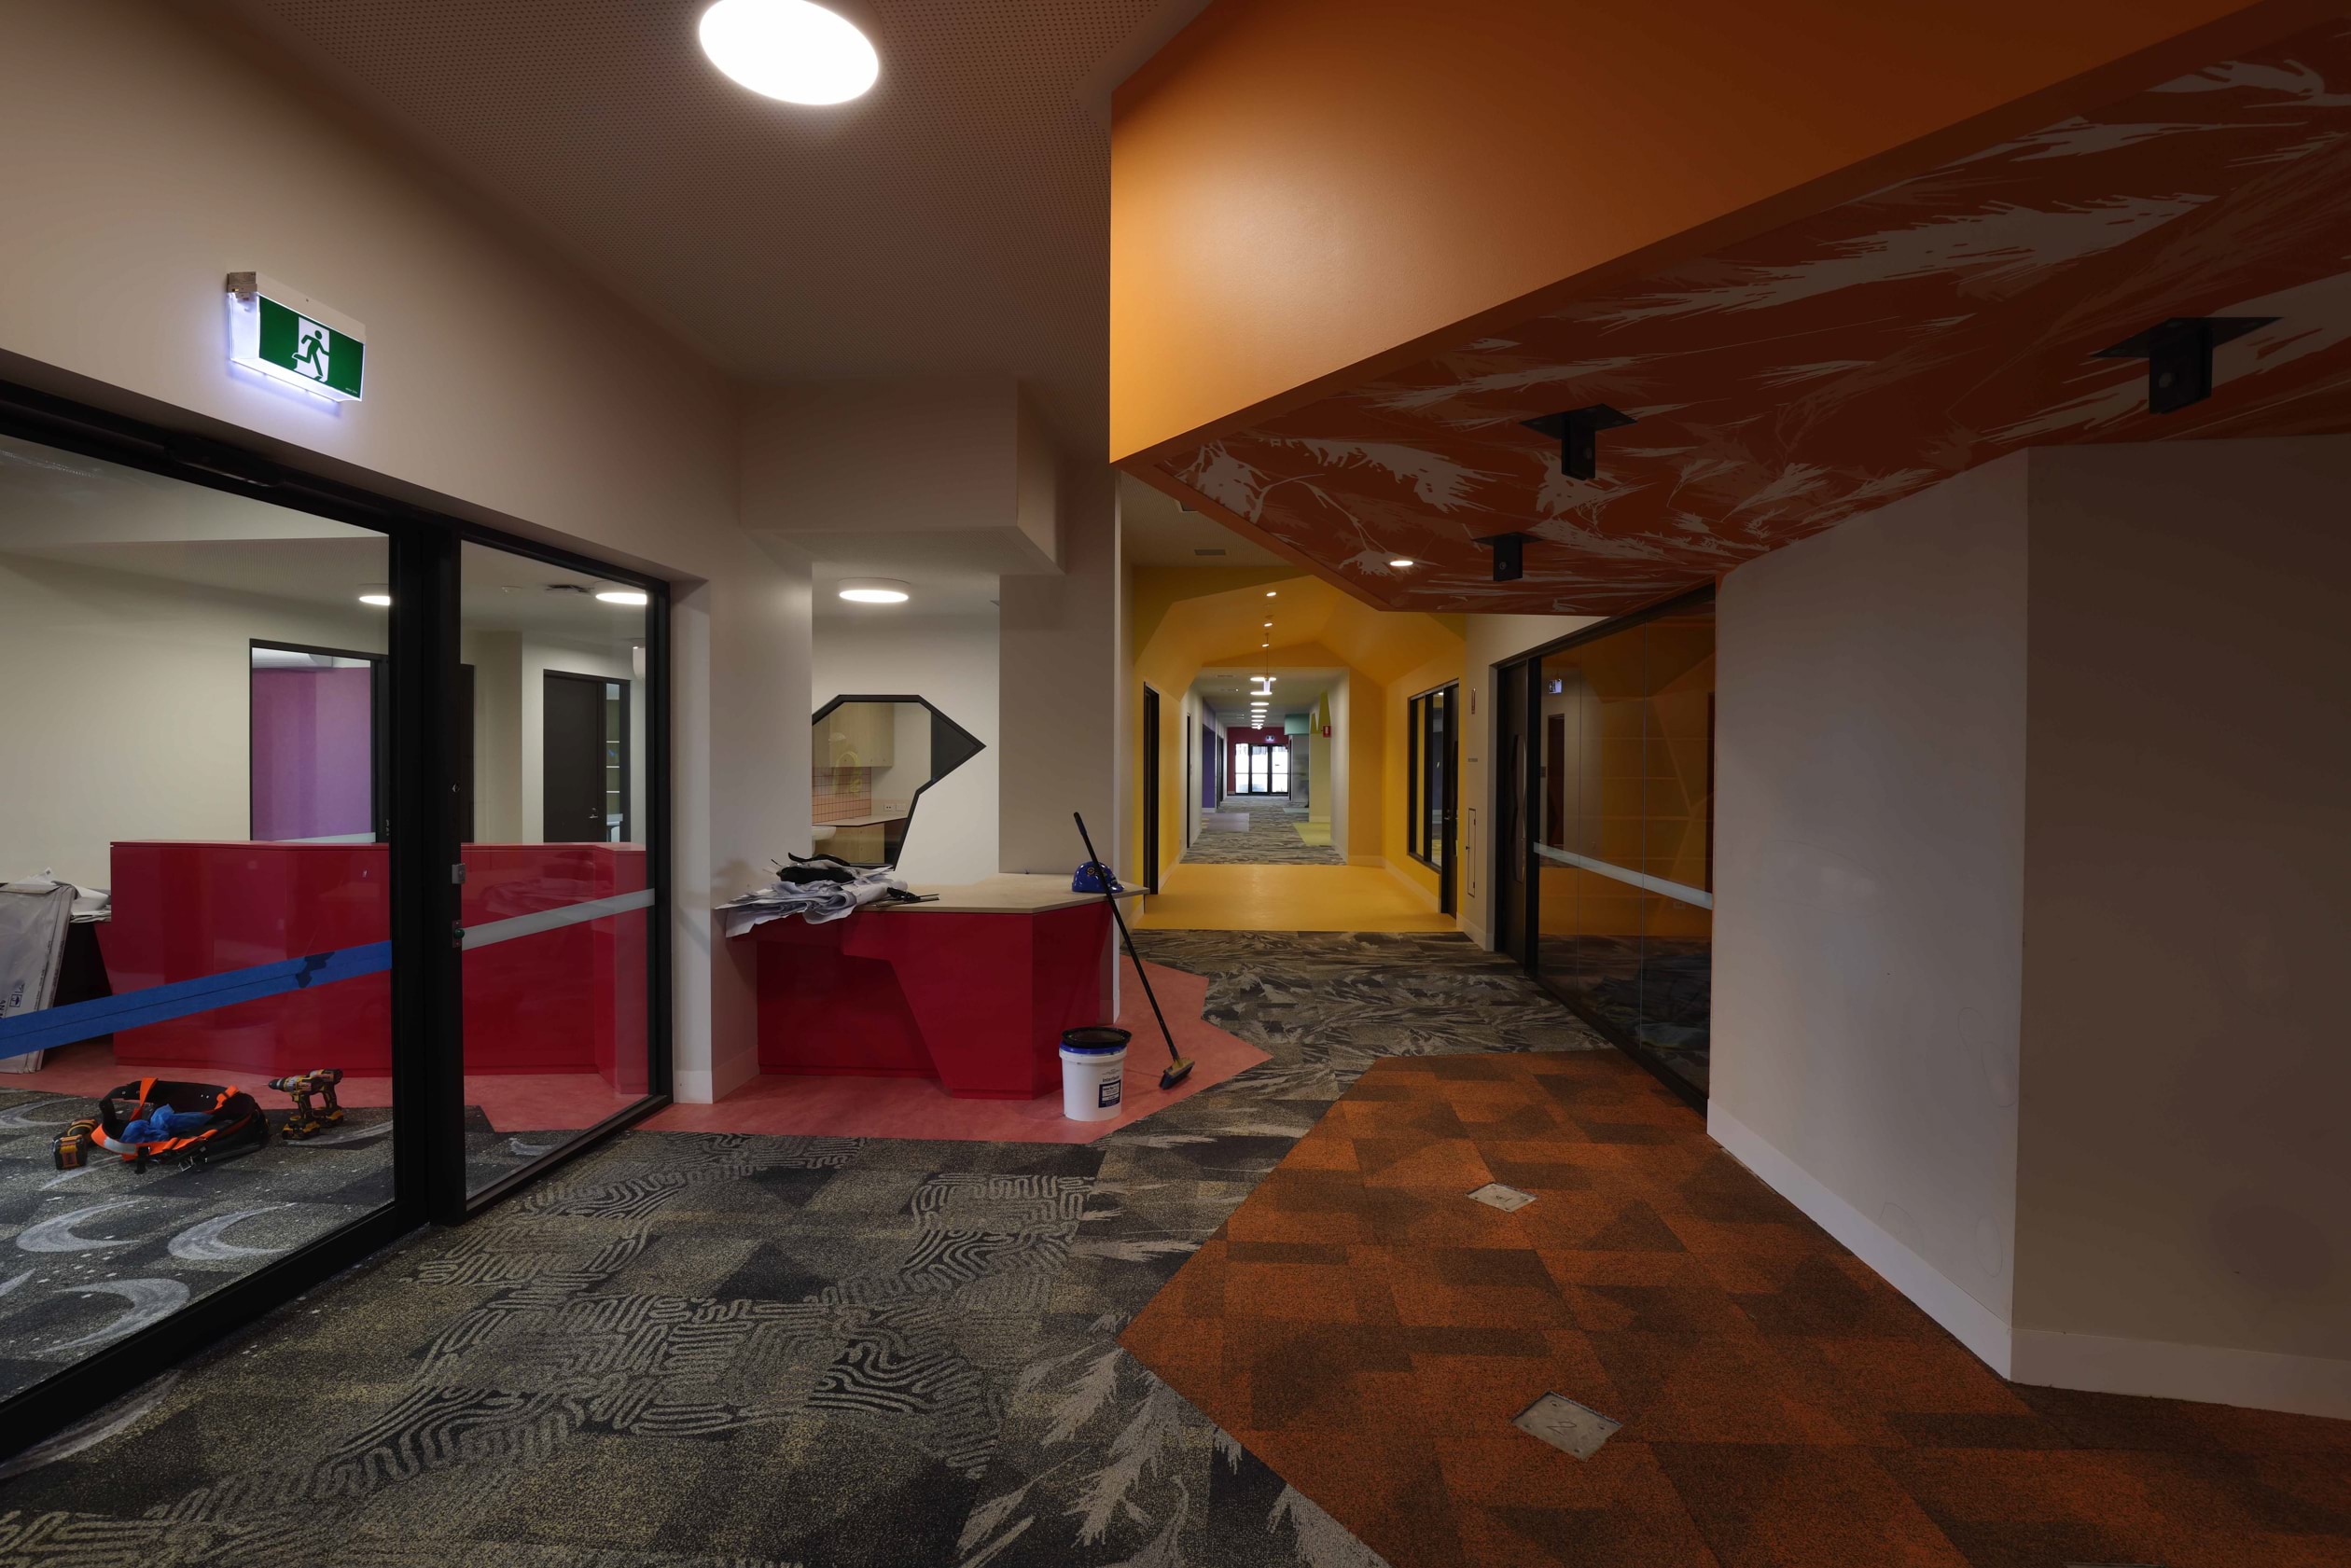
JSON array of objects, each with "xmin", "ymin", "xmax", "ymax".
[{"xmin": 227, "ymin": 272, "xmax": 365, "ymax": 403}]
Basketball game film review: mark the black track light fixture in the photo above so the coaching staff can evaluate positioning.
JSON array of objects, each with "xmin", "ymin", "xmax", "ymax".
[
  {"xmin": 2094, "ymin": 316, "xmax": 2276, "ymax": 414},
  {"xmin": 1523, "ymin": 404, "xmax": 1636, "ymax": 480}
]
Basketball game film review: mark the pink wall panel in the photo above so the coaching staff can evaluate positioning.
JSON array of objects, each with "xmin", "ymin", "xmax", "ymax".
[{"xmin": 250, "ymin": 666, "xmax": 373, "ymax": 840}]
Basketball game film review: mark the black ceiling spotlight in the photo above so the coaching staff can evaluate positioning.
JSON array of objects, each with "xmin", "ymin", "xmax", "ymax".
[
  {"xmin": 2094, "ymin": 316, "xmax": 2277, "ymax": 414},
  {"xmin": 1523, "ymin": 404, "xmax": 1637, "ymax": 480},
  {"xmin": 1473, "ymin": 532, "xmax": 1535, "ymax": 582}
]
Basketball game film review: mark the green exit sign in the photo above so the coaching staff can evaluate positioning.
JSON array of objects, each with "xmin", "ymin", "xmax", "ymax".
[{"xmin": 226, "ymin": 272, "xmax": 366, "ymax": 401}]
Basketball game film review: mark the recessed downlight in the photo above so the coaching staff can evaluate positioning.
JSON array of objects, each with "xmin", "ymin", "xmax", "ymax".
[
  {"xmin": 1265, "ymin": 590, "xmax": 1277, "ymax": 598},
  {"xmin": 1389, "ymin": 558, "xmax": 1414, "ymax": 568},
  {"xmin": 838, "ymin": 576, "xmax": 911, "ymax": 604},
  {"xmin": 595, "ymin": 588, "xmax": 649, "ymax": 606},
  {"xmin": 358, "ymin": 585, "xmax": 391, "ymax": 607},
  {"xmin": 699, "ymin": 0, "xmax": 879, "ymax": 104}
]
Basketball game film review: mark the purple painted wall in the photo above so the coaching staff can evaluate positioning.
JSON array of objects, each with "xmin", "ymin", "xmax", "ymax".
[{"xmin": 251, "ymin": 666, "xmax": 373, "ymax": 840}]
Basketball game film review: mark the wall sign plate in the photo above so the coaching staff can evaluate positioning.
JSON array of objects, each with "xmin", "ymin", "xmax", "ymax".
[{"xmin": 226, "ymin": 272, "xmax": 366, "ymax": 402}]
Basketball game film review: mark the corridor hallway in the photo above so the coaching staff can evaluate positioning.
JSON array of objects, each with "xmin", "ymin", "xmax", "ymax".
[
  {"xmin": 1181, "ymin": 795, "xmax": 1344, "ymax": 866},
  {"xmin": 1144, "ymin": 792, "xmax": 1452, "ymax": 934},
  {"xmin": 7, "ymin": 931, "xmax": 2342, "ymax": 1568}
]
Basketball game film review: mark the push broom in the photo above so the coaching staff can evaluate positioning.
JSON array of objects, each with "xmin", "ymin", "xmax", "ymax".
[{"xmin": 1073, "ymin": 812, "xmax": 1193, "ymax": 1090}]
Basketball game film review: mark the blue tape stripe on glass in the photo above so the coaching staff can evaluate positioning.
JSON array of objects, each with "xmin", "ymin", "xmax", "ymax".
[{"xmin": 0, "ymin": 940, "xmax": 391, "ymax": 1056}]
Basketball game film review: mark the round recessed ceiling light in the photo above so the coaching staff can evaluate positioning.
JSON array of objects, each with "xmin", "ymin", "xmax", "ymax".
[
  {"xmin": 699, "ymin": 0, "xmax": 879, "ymax": 105},
  {"xmin": 837, "ymin": 576, "xmax": 911, "ymax": 604},
  {"xmin": 1265, "ymin": 590, "xmax": 1276, "ymax": 598},
  {"xmin": 1388, "ymin": 558, "xmax": 1414, "ymax": 568},
  {"xmin": 357, "ymin": 588, "xmax": 391, "ymax": 607},
  {"xmin": 595, "ymin": 588, "xmax": 649, "ymax": 606}
]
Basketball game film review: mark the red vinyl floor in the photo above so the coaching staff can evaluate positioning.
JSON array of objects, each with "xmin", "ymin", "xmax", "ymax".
[
  {"xmin": 1120, "ymin": 1051, "xmax": 2351, "ymax": 1568},
  {"xmin": 644, "ymin": 956, "xmax": 1266, "ymax": 1142}
]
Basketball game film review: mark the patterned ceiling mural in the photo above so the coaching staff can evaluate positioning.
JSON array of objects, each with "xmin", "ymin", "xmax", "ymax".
[{"xmin": 1136, "ymin": 18, "xmax": 2351, "ymax": 615}]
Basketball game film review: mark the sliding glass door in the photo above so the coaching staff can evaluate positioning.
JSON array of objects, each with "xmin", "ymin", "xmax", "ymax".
[
  {"xmin": 457, "ymin": 542, "xmax": 660, "ymax": 1200},
  {"xmin": 1501, "ymin": 589, "xmax": 1715, "ymax": 1100},
  {"xmin": 0, "ymin": 378, "xmax": 668, "ymax": 1455}
]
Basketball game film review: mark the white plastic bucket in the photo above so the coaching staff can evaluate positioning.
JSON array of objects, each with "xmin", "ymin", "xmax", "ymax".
[{"xmin": 1059, "ymin": 1027, "xmax": 1130, "ymax": 1121}]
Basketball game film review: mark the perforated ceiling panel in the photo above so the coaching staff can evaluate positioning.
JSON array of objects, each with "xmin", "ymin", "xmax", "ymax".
[{"xmin": 215, "ymin": 0, "xmax": 1197, "ymax": 454}]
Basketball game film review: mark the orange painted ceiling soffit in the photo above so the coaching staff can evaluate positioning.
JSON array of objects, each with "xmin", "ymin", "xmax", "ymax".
[
  {"xmin": 1111, "ymin": 0, "xmax": 2348, "ymax": 466},
  {"xmin": 1119, "ymin": 10, "xmax": 2351, "ymax": 615}
]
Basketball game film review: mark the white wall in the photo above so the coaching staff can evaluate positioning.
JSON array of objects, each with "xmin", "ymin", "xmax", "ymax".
[
  {"xmin": 0, "ymin": 0, "xmax": 808, "ymax": 1101},
  {"xmin": 1709, "ymin": 438, "xmax": 2351, "ymax": 1418},
  {"xmin": 1002, "ymin": 464, "xmax": 1120, "ymax": 876},
  {"xmin": 1710, "ymin": 454, "xmax": 2030, "ymax": 1373},
  {"xmin": 810, "ymin": 613, "xmax": 1000, "ymax": 885},
  {"xmin": 2010, "ymin": 437, "xmax": 2351, "ymax": 1412},
  {"xmin": 0, "ymin": 550, "xmax": 387, "ymax": 887},
  {"xmin": 1456, "ymin": 613, "xmax": 1596, "ymax": 949}
]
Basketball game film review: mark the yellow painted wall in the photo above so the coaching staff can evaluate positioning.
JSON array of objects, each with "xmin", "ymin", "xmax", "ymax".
[{"xmin": 1128, "ymin": 565, "xmax": 1464, "ymax": 885}]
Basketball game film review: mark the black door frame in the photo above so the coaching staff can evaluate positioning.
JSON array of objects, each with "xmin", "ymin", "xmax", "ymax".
[
  {"xmin": 1406, "ymin": 680, "xmax": 1461, "ymax": 916},
  {"xmin": 0, "ymin": 375, "xmax": 675, "ymax": 1458},
  {"xmin": 1141, "ymin": 685, "xmax": 1161, "ymax": 892},
  {"xmin": 1491, "ymin": 583, "xmax": 1717, "ymax": 1112}
]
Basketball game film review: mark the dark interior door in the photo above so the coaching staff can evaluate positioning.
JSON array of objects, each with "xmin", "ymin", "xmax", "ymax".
[
  {"xmin": 542, "ymin": 671, "xmax": 608, "ymax": 842},
  {"xmin": 1142, "ymin": 686, "xmax": 1161, "ymax": 892},
  {"xmin": 1496, "ymin": 663, "xmax": 1531, "ymax": 962}
]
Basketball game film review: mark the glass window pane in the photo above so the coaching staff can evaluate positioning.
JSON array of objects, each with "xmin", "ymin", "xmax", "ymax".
[
  {"xmin": 1637, "ymin": 604, "xmax": 1716, "ymax": 1096},
  {"xmin": 1528, "ymin": 601, "xmax": 1715, "ymax": 1097},
  {"xmin": 0, "ymin": 430, "xmax": 395, "ymax": 1400},
  {"xmin": 457, "ymin": 542, "xmax": 653, "ymax": 1196}
]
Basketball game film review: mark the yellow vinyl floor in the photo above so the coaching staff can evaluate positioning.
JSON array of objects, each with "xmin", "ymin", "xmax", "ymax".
[{"xmin": 1134, "ymin": 862, "xmax": 1458, "ymax": 932}]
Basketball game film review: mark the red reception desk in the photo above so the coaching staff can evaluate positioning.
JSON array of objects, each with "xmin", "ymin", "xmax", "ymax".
[
  {"xmin": 747, "ymin": 875, "xmax": 1131, "ymax": 1100},
  {"xmin": 102, "ymin": 840, "xmax": 646, "ymax": 1087}
]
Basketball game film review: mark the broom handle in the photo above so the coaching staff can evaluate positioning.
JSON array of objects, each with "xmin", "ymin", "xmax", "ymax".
[{"xmin": 1073, "ymin": 812, "xmax": 1181, "ymax": 1065}]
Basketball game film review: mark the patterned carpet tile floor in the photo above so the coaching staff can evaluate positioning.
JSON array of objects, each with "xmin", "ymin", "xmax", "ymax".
[
  {"xmin": 1120, "ymin": 1052, "xmax": 2351, "ymax": 1568},
  {"xmin": 1181, "ymin": 798, "xmax": 1345, "ymax": 866},
  {"xmin": 0, "ymin": 933, "xmax": 1601, "ymax": 1567},
  {"xmin": 0, "ymin": 1100, "xmax": 551, "ymax": 1406}
]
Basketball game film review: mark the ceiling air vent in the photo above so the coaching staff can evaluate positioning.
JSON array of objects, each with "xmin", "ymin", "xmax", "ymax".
[
  {"xmin": 543, "ymin": 582, "xmax": 592, "ymax": 594},
  {"xmin": 1193, "ymin": 547, "xmax": 1227, "ymax": 557}
]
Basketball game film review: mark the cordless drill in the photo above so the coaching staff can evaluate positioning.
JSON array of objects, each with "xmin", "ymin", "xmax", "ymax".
[{"xmin": 268, "ymin": 1068, "xmax": 346, "ymax": 1141}]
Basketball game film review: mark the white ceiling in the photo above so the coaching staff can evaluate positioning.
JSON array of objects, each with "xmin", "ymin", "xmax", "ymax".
[
  {"xmin": 1193, "ymin": 664, "xmax": 1338, "ymax": 727},
  {"xmin": 1, "ymin": 433, "xmax": 649, "ymax": 641},
  {"xmin": 204, "ymin": 0, "xmax": 1218, "ymax": 461},
  {"xmin": 1120, "ymin": 473, "xmax": 1286, "ymax": 566}
]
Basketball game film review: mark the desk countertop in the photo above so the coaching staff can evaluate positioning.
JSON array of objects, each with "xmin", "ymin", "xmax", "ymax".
[{"xmin": 881, "ymin": 873, "xmax": 1143, "ymax": 915}]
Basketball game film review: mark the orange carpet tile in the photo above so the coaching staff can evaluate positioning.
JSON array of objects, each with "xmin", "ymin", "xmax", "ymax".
[{"xmin": 1120, "ymin": 1051, "xmax": 2351, "ymax": 1568}]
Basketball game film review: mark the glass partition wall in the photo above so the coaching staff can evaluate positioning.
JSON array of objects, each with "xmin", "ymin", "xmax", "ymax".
[
  {"xmin": 0, "ymin": 382, "xmax": 668, "ymax": 1453},
  {"xmin": 1497, "ymin": 589, "xmax": 1715, "ymax": 1101}
]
